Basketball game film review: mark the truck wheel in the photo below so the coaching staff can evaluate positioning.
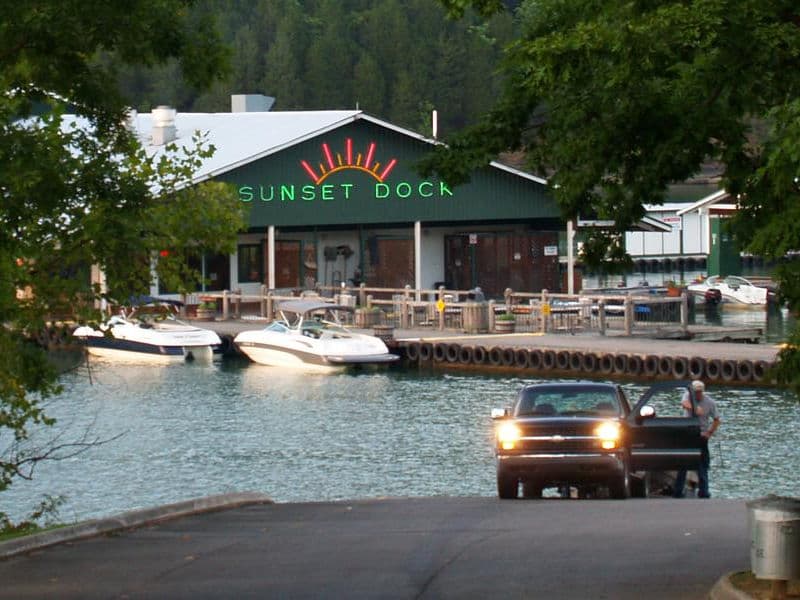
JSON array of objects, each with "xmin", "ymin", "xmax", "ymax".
[
  {"xmin": 521, "ymin": 481, "xmax": 543, "ymax": 499},
  {"xmin": 497, "ymin": 470, "xmax": 518, "ymax": 499},
  {"xmin": 630, "ymin": 473, "xmax": 649, "ymax": 498},
  {"xmin": 610, "ymin": 461, "xmax": 631, "ymax": 499}
]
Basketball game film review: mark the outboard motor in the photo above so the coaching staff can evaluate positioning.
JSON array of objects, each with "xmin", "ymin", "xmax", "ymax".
[{"xmin": 704, "ymin": 289, "xmax": 722, "ymax": 305}]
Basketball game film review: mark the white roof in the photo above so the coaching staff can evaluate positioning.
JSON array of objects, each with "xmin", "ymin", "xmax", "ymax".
[
  {"xmin": 53, "ymin": 107, "xmax": 552, "ymax": 190},
  {"xmin": 130, "ymin": 110, "xmax": 362, "ymax": 183},
  {"xmin": 676, "ymin": 189, "xmax": 736, "ymax": 216},
  {"xmin": 126, "ymin": 109, "xmax": 551, "ymax": 186}
]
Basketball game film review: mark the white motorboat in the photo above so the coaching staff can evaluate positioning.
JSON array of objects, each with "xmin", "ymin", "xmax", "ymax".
[
  {"xmin": 73, "ymin": 304, "xmax": 221, "ymax": 363},
  {"xmin": 234, "ymin": 300, "xmax": 399, "ymax": 372},
  {"xmin": 686, "ymin": 275, "xmax": 769, "ymax": 306}
]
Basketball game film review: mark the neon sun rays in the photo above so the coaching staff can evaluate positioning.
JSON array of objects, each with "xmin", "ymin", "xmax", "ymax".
[{"xmin": 300, "ymin": 139, "xmax": 397, "ymax": 184}]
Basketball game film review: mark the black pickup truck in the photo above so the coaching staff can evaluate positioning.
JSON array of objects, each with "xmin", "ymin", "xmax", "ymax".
[{"xmin": 492, "ymin": 381, "xmax": 703, "ymax": 499}]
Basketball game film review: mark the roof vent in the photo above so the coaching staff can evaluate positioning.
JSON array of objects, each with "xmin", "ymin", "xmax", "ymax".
[
  {"xmin": 151, "ymin": 105, "xmax": 176, "ymax": 145},
  {"xmin": 231, "ymin": 94, "xmax": 275, "ymax": 113}
]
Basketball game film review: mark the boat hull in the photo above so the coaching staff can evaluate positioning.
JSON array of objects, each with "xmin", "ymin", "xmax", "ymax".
[
  {"xmin": 235, "ymin": 343, "xmax": 346, "ymax": 372},
  {"xmin": 80, "ymin": 338, "xmax": 216, "ymax": 363},
  {"xmin": 74, "ymin": 320, "xmax": 220, "ymax": 364}
]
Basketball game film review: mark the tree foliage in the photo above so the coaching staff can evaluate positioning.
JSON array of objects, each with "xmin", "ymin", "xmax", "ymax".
[
  {"xmin": 425, "ymin": 0, "xmax": 800, "ymax": 391},
  {"xmin": 0, "ymin": 1, "xmax": 243, "ymax": 495},
  {"xmin": 115, "ymin": 0, "xmax": 515, "ymax": 136}
]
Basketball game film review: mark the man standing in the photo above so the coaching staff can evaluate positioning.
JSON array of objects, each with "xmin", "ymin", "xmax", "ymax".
[{"xmin": 673, "ymin": 380, "xmax": 721, "ymax": 498}]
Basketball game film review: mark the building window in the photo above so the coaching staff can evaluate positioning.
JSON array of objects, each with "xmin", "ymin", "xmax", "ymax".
[{"xmin": 238, "ymin": 244, "xmax": 263, "ymax": 283}]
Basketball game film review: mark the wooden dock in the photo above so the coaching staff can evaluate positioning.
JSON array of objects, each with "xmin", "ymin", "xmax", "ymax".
[{"xmin": 199, "ymin": 319, "xmax": 781, "ymax": 387}]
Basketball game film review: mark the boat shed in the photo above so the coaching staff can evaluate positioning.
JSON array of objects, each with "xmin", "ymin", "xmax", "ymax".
[{"xmin": 131, "ymin": 99, "xmax": 565, "ymax": 299}]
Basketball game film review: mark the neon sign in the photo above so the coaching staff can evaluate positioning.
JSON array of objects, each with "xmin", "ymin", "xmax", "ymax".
[
  {"xmin": 300, "ymin": 139, "xmax": 397, "ymax": 184},
  {"xmin": 238, "ymin": 138, "xmax": 454, "ymax": 203}
]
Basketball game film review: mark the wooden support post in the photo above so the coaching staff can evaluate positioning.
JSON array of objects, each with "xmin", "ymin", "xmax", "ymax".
[
  {"xmin": 624, "ymin": 294, "xmax": 633, "ymax": 336},
  {"xmin": 680, "ymin": 292, "xmax": 689, "ymax": 333},
  {"xmin": 541, "ymin": 289, "xmax": 549, "ymax": 334},
  {"xmin": 598, "ymin": 300, "xmax": 607, "ymax": 335},
  {"xmin": 359, "ymin": 283, "xmax": 366, "ymax": 307},
  {"xmin": 260, "ymin": 285, "xmax": 267, "ymax": 318},
  {"xmin": 222, "ymin": 290, "xmax": 229, "ymax": 320},
  {"xmin": 402, "ymin": 285, "xmax": 411, "ymax": 329}
]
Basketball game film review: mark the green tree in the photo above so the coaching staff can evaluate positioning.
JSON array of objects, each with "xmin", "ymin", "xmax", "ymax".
[
  {"xmin": 426, "ymin": 0, "xmax": 800, "ymax": 392},
  {"xmin": 353, "ymin": 54, "xmax": 386, "ymax": 115},
  {"xmin": 304, "ymin": 0, "xmax": 357, "ymax": 109},
  {"xmin": 262, "ymin": 3, "xmax": 308, "ymax": 108},
  {"xmin": 0, "ymin": 1, "xmax": 242, "ymax": 501}
]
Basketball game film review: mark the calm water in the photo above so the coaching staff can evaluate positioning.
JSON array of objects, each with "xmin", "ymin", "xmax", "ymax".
[{"xmin": 2, "ymin": 356, "xmax": 798, "ymax": 525}]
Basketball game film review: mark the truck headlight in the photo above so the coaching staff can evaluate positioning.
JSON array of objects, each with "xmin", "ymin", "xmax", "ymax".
[
  {"xmin": 594, "ymin": 421, "xmax": 620, "ymax": 449},
  {"xmin": 497, "ymin": 422, "xmax": 522, "ymax": 450}
]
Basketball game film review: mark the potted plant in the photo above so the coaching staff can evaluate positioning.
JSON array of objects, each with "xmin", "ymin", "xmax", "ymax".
[
  {"xmin": 665, "ymin": 280, "xmax": 681, "ymax": 297},
  {"xmin": 195, "ymin": 301, "xmax": 217, "ymax": 321},
  {"xmin": 494, "ymin": 312, "xmax": 516, "ymax": 333}
]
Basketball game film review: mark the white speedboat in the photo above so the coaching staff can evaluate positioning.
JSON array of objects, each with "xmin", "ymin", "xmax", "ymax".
[
  {"xmin": 73, "ymin": 307, "xmax": 221, "ymax": 363},
  {"xmin": 686, "ymin": 275, "xmax": 769, "ymax": 306},
  {"xmin": 234, "ymin": 300, "xmax": 399, "ymax": 372}
]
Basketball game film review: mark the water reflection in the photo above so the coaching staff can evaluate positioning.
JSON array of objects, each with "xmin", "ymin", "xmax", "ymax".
[
  {"xmin": 691, "ymin": 303, "xmax": 794, "ymax": 343},
  {"xmin": 1, "ymin": 361, "xmax": 798, "ymax": 524}
]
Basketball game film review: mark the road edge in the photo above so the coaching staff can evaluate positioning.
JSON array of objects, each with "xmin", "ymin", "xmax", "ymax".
[{"xmin": 0, "ymin": 491, "xmax": 273, "ymax": 560}]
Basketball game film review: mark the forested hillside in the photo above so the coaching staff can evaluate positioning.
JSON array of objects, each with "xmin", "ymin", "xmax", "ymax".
[{"xmin": 116, "ymin": 0, "xmax": 516, "ymax": 135}]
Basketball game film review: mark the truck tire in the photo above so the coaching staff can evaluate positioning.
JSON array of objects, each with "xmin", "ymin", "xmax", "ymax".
[{"xmin": 497, "ymin": 469, "xmax": 518, "ymax": 499}]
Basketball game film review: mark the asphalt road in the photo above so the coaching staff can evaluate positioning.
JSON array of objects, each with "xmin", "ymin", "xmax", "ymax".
[{"xmin": 0, "ymin": 496, "xmax": 749, "ymax": 599}]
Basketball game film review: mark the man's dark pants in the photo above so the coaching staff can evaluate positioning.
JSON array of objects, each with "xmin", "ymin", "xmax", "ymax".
[{"xmin": 673, "ymin": 438, "xmax": 710, "ymax": 498}]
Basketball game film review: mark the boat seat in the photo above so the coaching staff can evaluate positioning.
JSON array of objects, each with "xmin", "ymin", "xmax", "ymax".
[
  {"xmin": 533, "ymin": 403, "xmax": 556, "ymax": 415},
  {"xmin": 594, "ymin": 401, "xmax": 616, "ymax": 413}
]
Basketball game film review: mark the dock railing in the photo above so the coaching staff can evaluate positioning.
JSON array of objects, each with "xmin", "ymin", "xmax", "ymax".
[{"xmin": 187, "ymin": 283, "xmax": 690, "ymax": 337}]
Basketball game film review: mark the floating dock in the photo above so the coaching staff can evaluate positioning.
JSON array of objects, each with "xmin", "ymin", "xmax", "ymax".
[
  {"xmin": 195, "ymin": 320, "xmax": 781, "ymax": 387},
  {"xmin": 391, "ymin": 331, "xmax": 779, "ymax": 386}
]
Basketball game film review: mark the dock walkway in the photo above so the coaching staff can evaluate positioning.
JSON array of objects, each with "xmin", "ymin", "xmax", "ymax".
[{"xmin": 199, "ymin": 319, "xmax": 782, "ymax": 386}]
